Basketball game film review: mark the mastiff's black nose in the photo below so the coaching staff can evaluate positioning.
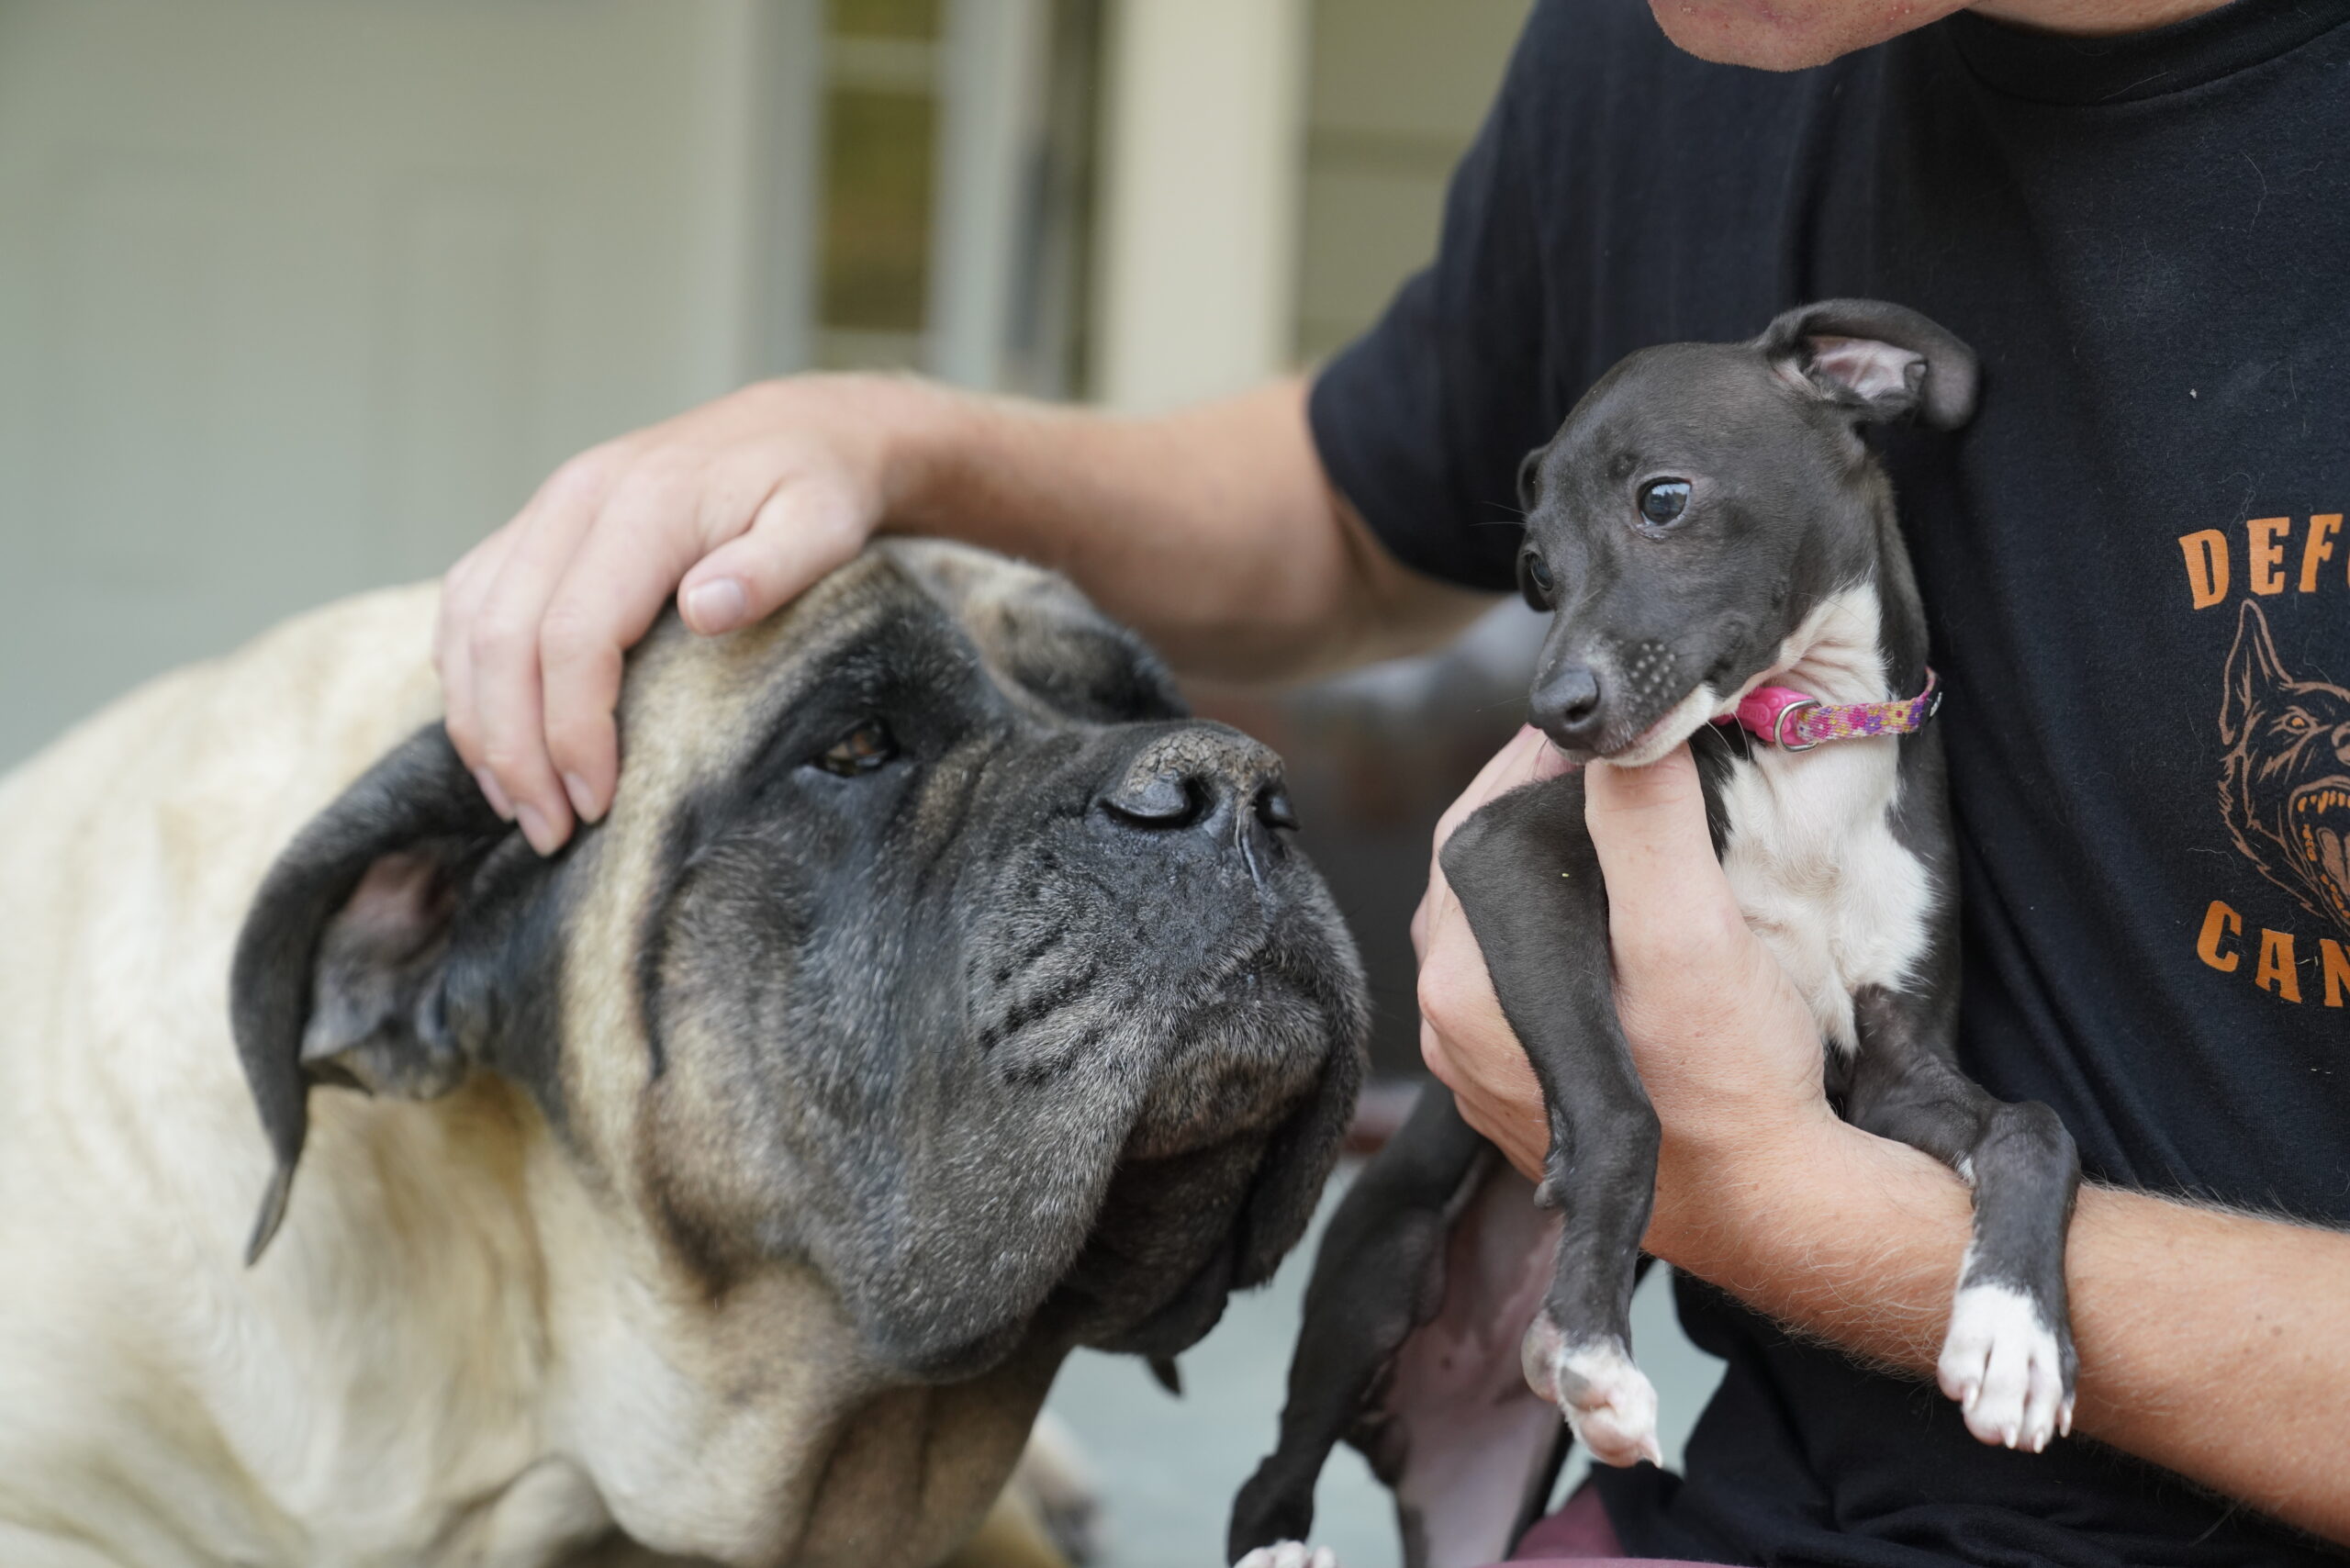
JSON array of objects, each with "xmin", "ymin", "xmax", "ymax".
[
  {"xmin": 1531, "ymin": 663, "xmax": 1606, "ymax": 747},
  {"xmin": 1096, "ymin": 725, "xmax": 1295, "ymax": 873}
]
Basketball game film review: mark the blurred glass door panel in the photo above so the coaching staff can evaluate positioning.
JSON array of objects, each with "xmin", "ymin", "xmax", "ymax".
[{"xmin": 813, "ymin": 0, "xmax": 1097, "ymax": 395}]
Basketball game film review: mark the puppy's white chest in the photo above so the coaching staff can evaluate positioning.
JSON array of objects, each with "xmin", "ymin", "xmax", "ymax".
[{"xmin": 1716, "ymin": 740, "xmax": 1934, "ymax": 1052}]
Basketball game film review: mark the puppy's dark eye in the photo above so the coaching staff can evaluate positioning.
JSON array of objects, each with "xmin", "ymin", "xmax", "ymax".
[
  {"xmin": 1638, "ymin": 478, "xmax": 1693, "ymax": 526},
  {"xmin": 815, "ymin": 721, "xmax": 896, "ymax": 776},
  {"xmin": 1518, "ymin": 551, "xmax": 1556, "ymax": 611}
]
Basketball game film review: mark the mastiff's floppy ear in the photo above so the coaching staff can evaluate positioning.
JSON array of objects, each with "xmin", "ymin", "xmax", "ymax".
[
  {"xmin": 1760, "ymin": 298, "xmax": 1978, "ymax": 431},
  {"xmin": 229, "ymin": 724, "xmax": 520, "ymax": 1264}
]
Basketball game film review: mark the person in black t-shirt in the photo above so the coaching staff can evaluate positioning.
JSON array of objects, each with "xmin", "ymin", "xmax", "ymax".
[
  {"xmin": 437, "ymin": 0, "xmax": 2350, "ymax": 1562},
  {"xmin": 1363, "ymin": 3, "xmax": 2350, "ymax": 1563}
]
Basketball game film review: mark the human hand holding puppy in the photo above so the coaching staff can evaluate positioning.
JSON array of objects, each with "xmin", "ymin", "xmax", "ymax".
[
  {"xmin": 1417, "ymin": 728, "xmax": 2350, "ymax": 1542},
  {"xmin": 1413, "ymin": 730, "xmax": 1850, "ymax": 1275}
]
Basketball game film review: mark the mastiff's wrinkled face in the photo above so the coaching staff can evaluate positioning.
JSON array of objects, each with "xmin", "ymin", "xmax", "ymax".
[{"xmin": 230, "ymin": 541, "xmax": 1368, "ymax": 1387}]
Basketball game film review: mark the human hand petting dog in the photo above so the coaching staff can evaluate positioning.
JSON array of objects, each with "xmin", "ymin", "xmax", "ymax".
[
  {"xmin": 435, "ymin": 375, "xmax": 946, "ymax": 854},
  {"xmin": 1415, "ymin": 729, "xmax": 1844, "ymax": 1271},
  {"xmin": 433, "ymin": 375, "xmax": 1460, "ymax": 859}
]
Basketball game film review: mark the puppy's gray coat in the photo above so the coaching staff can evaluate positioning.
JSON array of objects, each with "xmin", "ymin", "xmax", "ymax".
[
  {"xmin": 0, "ymin": 541, "xmax": 1367, "ymax": 1568},
  {"xmin": 1234, "ymin": 303, "xmax": 2081, "ymax": 1568}
]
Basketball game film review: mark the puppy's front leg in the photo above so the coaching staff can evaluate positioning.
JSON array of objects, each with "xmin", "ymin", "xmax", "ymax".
[
  {"xmin": 1439, "ymin": 770, "xmax": 1662, "ymax": 1468},
  {"xmin": 1844, "ymin": 987, "xmax": 2081, "ymax": 1452}
]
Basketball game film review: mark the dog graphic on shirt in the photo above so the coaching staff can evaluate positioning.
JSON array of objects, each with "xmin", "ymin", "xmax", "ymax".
[{"xmin": 2221, "ymin": 598, "xmax": 2350, "ymax": 941}]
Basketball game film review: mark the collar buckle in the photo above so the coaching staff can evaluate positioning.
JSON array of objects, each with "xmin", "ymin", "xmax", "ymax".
[{"xmin": 1772, "ymin": 698, "xmax": 1823, "ymax": 751}]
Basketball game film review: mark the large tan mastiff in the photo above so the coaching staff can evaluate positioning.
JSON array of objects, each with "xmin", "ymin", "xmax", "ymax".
[{"xmin": 0, "ymin": 543, "xmax": 1366, "ymax": 1567}]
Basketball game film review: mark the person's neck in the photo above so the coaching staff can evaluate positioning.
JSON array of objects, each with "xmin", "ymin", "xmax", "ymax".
[{"xmin": 1969, "ymin": 0, "xmax": 2233, "ymax": 39}]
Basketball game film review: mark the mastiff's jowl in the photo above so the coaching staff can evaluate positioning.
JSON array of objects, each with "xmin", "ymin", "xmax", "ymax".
[{"xmin": 0, "ymin": 542, "xmax": 1367, "ymax": 1568}]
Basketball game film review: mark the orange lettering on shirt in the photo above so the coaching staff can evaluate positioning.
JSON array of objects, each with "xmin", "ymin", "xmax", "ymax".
[
  {"xmin": 2179, "ymin": 530, "xmax": 2231, "ymax": 609},
  {"xmin": 2248, "ymin": 517, "xmax": 2290, "ymax": 596},
  {"xmin": 2301, "ymin": 514, "xmax": 2343, "ymax": 593},
  {"xmin": 2197, "ymin": 900, "xmax": 2244, "ymax": 972},
  {"xmin": 2255, "ymin": 927, "xmax": 2302, "ymax": 1002},
  {"xmin": 2323, "ymin": 939, "xmax": 2350, "ymax": 1008}
]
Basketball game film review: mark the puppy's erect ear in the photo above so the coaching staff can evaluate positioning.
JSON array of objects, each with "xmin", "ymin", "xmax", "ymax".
[
  {"xmin": 2221, "ymin": 598, "xmax": 2290, "ymax": 746},
  {"xmin": 229, "ymin": 724, "xmax": 514, "ymax": 1263},
  {"xmin": 1760, "ymin": 298, "xmax": 1979, "ymax": 431}
]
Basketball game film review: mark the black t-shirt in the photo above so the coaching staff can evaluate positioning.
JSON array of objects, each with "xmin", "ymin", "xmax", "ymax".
[{"xmin": 1310, "ymin": 2, "xmax": 2350, "ymax": 1563}]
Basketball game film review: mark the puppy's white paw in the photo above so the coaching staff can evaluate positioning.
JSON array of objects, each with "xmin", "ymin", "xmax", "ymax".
[
  {"xmin": 1521, "ymin": 1318, "xmax": 1661, "ymax": 1469},
  {"xmin": 1235, "ymin": 1542, "xmax": 1337, "ymax": 1568},
  {"xmin": 1938, "ymin": 1282, "xmax": 2072, "ymax": 1452}
]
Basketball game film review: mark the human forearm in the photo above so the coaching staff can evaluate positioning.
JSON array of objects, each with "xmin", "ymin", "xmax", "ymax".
[
  {"xmin": 890, "ymin": 375, "xmax": 1489, "ymax": 682},
  {"xmin": 1657, "ymin": 1113, "xmax": 2350, "ymax": 1543}
]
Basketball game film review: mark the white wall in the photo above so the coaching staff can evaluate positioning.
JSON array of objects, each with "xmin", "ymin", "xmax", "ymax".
[{"xmin": 0, "ymin": 0, "xmax": 820, "ymax": 769}]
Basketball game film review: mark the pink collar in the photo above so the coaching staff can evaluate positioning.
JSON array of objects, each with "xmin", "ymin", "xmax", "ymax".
[{"xmin": 1717, "ymin": 668, "xmax": 1942, "ymax": 751}]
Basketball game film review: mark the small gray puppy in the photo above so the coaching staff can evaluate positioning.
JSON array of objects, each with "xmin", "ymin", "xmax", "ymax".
[{"xmin": 1236, "ymin": 303, "xmax": 2081, "ymax": 1568}]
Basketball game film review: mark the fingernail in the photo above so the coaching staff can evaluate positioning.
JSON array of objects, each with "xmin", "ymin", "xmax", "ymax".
[
  {"xmin": 683, "ymin": 577, "xmax": 747, "ymax": 633},
  {"xmin": 563, "ymin": 771, "xmax": 599, "ymax": 823},
  {"xmin": 516, "ymin": 803, "xmax": 555, "ymax": 855},
  {"xmin": 474, "ymin": 767, "xmax": 514, "ymax": 820}
]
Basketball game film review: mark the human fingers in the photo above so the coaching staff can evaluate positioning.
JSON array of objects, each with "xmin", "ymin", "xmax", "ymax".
[
  {"xmin": 436, "ymin": 521, "xmax": 520, "ymax": 814},
  {"xmin": 442, "ymin": 447, "xmax": 628, "ymax": 826},
  {"xmin": 675, "ymin": 472, "xmax": 873, "ymax": 636},
  {"xmin": 537, "ymin": 449, "xmax": 878, "ymax": 825},
  {"xmin": 1415, "ymin": 899, "xmax": 1548, "ymax": 1181},
  {"xmin": 1585, "ymin": 745, "xmax": 1830, "ymax": 1145},
  {"xmin": 1581, "ymin": 744, "xmax": 1747, "ymax": 969},
  {"xmin": 1417, "ymin": 724, "xmax": 1570, "ymax": 957},
  {"xmin": 1432, "ymin": 724, "xmax": 1573, "ymax": 851},
  {"xmin": 465, "ymin": 454, "xmax": 638, "ymax": 851},
  {"xmin": 532, "ymin": 450, "xmax": 799, "ymax": 824},
  {"xmin": 1412, "ymin": 725, "xmax": 1579, "ymax": 1176}
]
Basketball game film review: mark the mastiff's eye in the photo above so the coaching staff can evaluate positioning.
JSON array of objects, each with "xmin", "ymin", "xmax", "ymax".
[
  {"xmin": 816, "ymin": 721, "xmax": 896, "ymax": 776},
  {"xmin": 2282, "ymin": 710, "xmax": 2315, "ymax": 734},
  {"xmin": 1518, "ymin": 551, "xmax": 1556, "ymax": 612},
  {"xmin": 1637, "ymin": 478, "xmax": 1693, "ymax": 526}
]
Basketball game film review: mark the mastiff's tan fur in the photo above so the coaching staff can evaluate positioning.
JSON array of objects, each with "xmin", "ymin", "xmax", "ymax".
[{"xmin": 0, "ymin": 543, "xmax": 1365, "ymax": 1568}]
